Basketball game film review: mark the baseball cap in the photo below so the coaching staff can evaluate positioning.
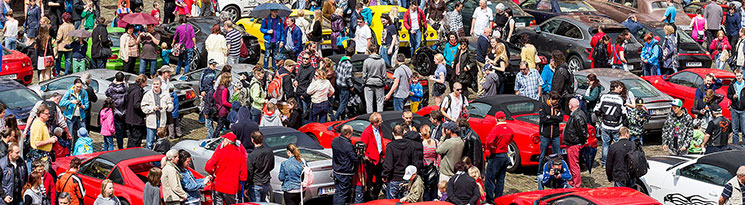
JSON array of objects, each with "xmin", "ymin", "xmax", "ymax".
[
  {"xmin": 285, "ymin": 59, "xmax": 297, "ymax": 67},
  {"xmin": 77, "ymin": 127, "xmax": 89, "ymax": 138},
  {"xmin": 670, "ymin": 99, "xmax": 683, "ymax": 107},
  {"xmin": 635, "ymin": 98, "xmax": 644, "ymax": 106},
  {"xmin": 222, "ymin": 132, "xmax": 237, "ymax": 141},
  {"xmin": 443, "ymin": 122, "xmax": 458, "ymax": 132},
  {"xmin": 209, "ymin": 59, "xmax": 219, "ymax": 65},
  {"xmin": 711, "ymin": 104, "xmax": 722, "ymax": 113},
  {"xmin": 403, "ymin": 165, "xmax": 417, "ymax": 180},
  {"xmin": 495, "ymin": 111, "xmax": 506, "ymax": 119},
  {"xmin": 158, "ymin": 65, "xmax": 174, "ymax": 73}
]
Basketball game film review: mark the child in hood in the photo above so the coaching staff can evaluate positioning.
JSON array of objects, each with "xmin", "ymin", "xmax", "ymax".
[
  {"xmin": 260, "ymin": 100, "xmax": 283, "ymax": 127},
  {"xmin": 73, "ymin": 127, "xmax": 93, "ymax": 155}
]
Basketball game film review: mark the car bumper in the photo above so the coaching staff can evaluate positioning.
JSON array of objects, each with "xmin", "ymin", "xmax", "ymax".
[
  {"xmin": 643, "ymin": 115, "xmax": 667, "ymax": 132},
  {"xmin": 0, "ymin": 66, "xmax": 33, "ymax": 85},
  {"xmin": 271, "ymin": 181, "xmax": 336, "ymax": 202},
  {"xmin": 679, "ymin": 54, "xmax": 712, "ymax": 68},
  {"xmin": 178, "ymin": 99, "xmax": 200, "ymax": 116}
]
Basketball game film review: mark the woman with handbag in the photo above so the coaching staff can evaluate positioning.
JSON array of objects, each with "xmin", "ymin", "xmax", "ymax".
[
  {"xmin": 119, "ymin": 25, "xmax": 139, "ymax": 74},
  {"xmin": 420, "ymin": 124, "xmax": 440, "ymax": 201},
  {"xmin": 37, "ymin": 21, "xmax": 54, "ymax": 82},
  {"xmin": 690, "ymin": 9, "xmax": 706, "ymax": 44},
  {"xmin": 710, "ymin": 30, "xmax": 731, "ymax": 70}
]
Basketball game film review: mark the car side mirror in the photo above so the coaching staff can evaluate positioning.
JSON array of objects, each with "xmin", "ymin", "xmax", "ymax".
[
  {"xmin": 40, "ymin": 85, "xmax": 48, "ymax": 91},
  {"xmin": 535, "ymin": 27, "xmax": 541, "ymax": 33},
  {"xmin": 200, "ymin": 141, "xmax": 207, "ymax": 148},
  {"xmin": 662, "ymin": 75, "xmax": 669, "ymax": 80},
  {"xmin": 674, "ymin": 169, "xmax": 681, "ymax": 177}
]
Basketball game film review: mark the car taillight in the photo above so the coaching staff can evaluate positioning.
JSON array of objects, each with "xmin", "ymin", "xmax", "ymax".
[
  {"xmin": 185, "ymin": 90, "xmax": 195, "ymax": 100},
  {"xmin": 529, "ymin": 20, "xmax": 536, "ymax": 26},
  {"xmin": 109, "ymin": 54, "xmax": 118, "ymax": 60},
  {"xmin": 532, "ymin": 136, "xmax": 540, "ymax": 144}
]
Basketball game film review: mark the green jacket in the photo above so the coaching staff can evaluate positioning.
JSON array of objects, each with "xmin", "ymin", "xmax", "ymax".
[
  {"xmin": 81, "ymin": 10, "xmax": 96, "ymax": 30},
  {"xmin": 436, "ymin": 136, "xmax": 464, "ymax": 177},
  {"xmin": 688, "ymin": 129, "xmax": 705, "ymax": 154},
  {"xmin": 401, "ymin": 175, "xmax": 424, "ymax": 203},
  {"xmin": 250, "ymin": 79, "xmax": 266, "ymax": 110}
]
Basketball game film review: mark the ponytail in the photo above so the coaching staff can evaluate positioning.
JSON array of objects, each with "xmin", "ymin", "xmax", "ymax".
[{"xmin": 287, "ymin": 143, "xmax": 302, "ymax": 162}]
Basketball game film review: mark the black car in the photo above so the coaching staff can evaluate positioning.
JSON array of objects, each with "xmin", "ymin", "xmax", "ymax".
[
  {"xmin": 449, "ymin": 0, "xmax": 536, "ymax": 36},
  {"xmin": 155, "ymin": 17, "xmax": 261, "ymax": 69},
  {"xmin": 519, "ymin": 0, "xmax": 606, "ymax": 24},
  {"xmin": 510, "ymin": 15, "xmax": 643, "ymax": 72},
  {"xmin": 328, "ymin": 54, "xmax": 430, "ymax": 115},
  {"xmin": 630, "ymin": 21, "xmax": 712, "ymax": 70}
]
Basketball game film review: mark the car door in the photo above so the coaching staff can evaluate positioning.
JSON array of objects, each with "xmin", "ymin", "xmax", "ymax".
[
  {"xmin": 534, "ymin": 19, "xmax": 562, "ymax": 56},
  {"xmin": 41, "ymin": 76, "xmax": 77, "ymax": 99},
  {"xmin": 665, "ymin": 71, "xmax": 702, "ymax": 109},
  {"xmin": 553, "ymin": 20, "xmax": 584, "ymax": 59},
  {"xmin": 77, "ymin": 158, "xmax": 116, "ymax": 203},
  {"xmin": 659, "ymin": 163, "xmax": 731, "ymax": 204},
  {"xmin": 465, "ymin": 102, "xmax": 497, "ymax": 137}
]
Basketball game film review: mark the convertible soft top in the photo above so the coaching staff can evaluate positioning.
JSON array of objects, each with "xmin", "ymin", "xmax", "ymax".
[
  {"xmin": 697, "ymin": 150, "xmax": 745, "ymax": 175},
  {"xmin": 98, "ymin": 148, "xmax": 161, "ymax": 165}
]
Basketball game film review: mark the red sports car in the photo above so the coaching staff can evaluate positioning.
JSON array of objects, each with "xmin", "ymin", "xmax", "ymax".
[
  {"xmin": 52, "ymin": 148, "xmax": 213, "ymax": 205},
  {"xmin": 494, "ymin": 187, "xmax": 661, "ymax": 205},
  {"xmin": 642, "ymin": 68, "xmax": 734, "ymax": 119},
  {"xmin": 0, "ymin": 48, "xmax": 33, "ymax": 85},
  {"xmin": 357, "ymin": 199, "xmax": 453, "ymax": 204},
  {"xmin": 415, "ymin": 95, "xmax": 597, "ymax": 172},
  {"xmin": 298, "ymin": 111, "xmax": 432, "ymax": 149}
]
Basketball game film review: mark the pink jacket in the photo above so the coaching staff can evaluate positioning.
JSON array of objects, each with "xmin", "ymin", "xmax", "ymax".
[
  {"xmin": 100, "ymin": 108, "xmax": 115, "ymax": 136},
  {"xmin": 709, "ymin": 36, "xmax": 731, "ymax": 59}
]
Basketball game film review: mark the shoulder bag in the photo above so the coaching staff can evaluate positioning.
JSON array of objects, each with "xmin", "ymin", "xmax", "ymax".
[{"xmin": 42, "ymin": 39, "xmax": 54, "ymax": 69}]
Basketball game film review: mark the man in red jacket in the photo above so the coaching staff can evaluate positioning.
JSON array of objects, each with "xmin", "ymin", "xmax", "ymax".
[
  {"xmin": 361, "ymin": 112, "xmax": 385, "ymax": 201},
  {"xmin": 205, "ymin": 132, "xmax": 248, "ymax": 204},
  {"xmin": 484, "ymin": 111, "xmax": 513, "ymax": 202}
]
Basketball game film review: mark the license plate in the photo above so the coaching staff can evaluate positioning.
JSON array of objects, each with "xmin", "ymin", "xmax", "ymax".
[
  {"xmin": 686, "ymin": 62, "xmax": 702, "ymax": 67},
  {"xmin": 516, "ymin": 22, "xmax": 526, "ymax": 27},
  {"xmin": 319, "ymin": 186, "xmax": 336, "ymax": 195},
  {"xmin": 321, "ymin": 45, "xmax": 332, "ymax": 49},
  {"xmin": 651, "ymin": 108, "xmax": 671, "ymax": 115},
  {"xmin": 0, "ymin": 74, "xmax": 16, "ymax": 79}
]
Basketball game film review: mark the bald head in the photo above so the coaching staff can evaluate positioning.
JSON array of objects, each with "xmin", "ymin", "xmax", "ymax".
[
  {"xmin": 569, "ymin": 98, "xmax": 580, "ymax": 112},
  {"xmin": 341, "ymin": 125, "xmax": 353, "ymax": 138}
]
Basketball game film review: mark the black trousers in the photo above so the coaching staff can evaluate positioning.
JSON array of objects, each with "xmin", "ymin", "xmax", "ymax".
[
  {"xmin": 214, "ymin": 116, "xmax": 229, "ymax": 137},
  {"xmin": 706, "ymin": 29, "xmax": 720, "ymax": 52},
  {"xmin": 123, "ymin": 57, "xmax": 138, "ymax": 74},
  {"xmin": 127, "ymin": 124, "xmax": 145, "ymax": 148},
  {"xmin": 333, "ymin": 173, "xmax": 354, "ymax": 205},
  {"xmin": 283, "ymin": 192, "xmax": 301, "ymax": 205},
  {"xmin": 364, "ymin": 160, "xmax": 383, "ymax": 201}
]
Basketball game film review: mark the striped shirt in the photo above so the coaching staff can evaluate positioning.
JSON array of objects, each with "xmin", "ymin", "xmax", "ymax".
[
  {"xmin": 226, "ymin": 29, "xmax": 242, "ymax": 57},
  {"xmin": 722, "ymin": 181, "xmax": 745, "ymax": 204}
]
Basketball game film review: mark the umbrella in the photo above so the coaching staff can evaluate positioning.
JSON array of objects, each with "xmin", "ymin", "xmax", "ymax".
[
  {"xmin": 249, "ymin": 3, "xmax": 292, "ymax": 18},
  {"xmin": 121, "ymin": 13, "xmax": 160, "ymax": 25},
  {"xmin": 68, "ymin": 29, "xmax": 92, "ymax": 38},
  {"xmin": 581, "ymin": 145, "xmax": 597, "ymax": 174}
]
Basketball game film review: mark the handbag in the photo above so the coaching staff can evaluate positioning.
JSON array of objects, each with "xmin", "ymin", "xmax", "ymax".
[
  {"xmin": 42, "ymin": 39, "xmax": 54, "ymax": 68},
  {"xmin": 172, "ymin": 43, "xmax": 183, "ymax": 56}
]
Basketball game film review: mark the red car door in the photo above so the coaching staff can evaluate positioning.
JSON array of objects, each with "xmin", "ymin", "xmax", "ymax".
[
  {"xmin": 75, "ymin": 158, "xmax": 111, "ymax": 204},
  {"xmin": 660, "ymin": 71, "xmax": 702, "ymax": 109}
]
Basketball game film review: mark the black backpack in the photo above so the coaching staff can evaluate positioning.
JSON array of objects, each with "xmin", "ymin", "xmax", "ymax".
[
  {"xmin": 202, "ymin": 88, "xmax": 218, "ymax": 120},
  {"xmin": 625, "ymin": 141, "xmax": 649, "ymax": 178}
]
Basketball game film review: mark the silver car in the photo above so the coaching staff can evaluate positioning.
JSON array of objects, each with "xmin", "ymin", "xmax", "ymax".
[
  {"xmin": 171, "ymin": 126, "xmax": 335, "ymax": 203},
  {"xmin": 574, "ymin": 68, "xmax": 673, "ymax": 131},
  {"xmin": 27, "ymin": 69, "xmax": 200, "ymax": 127},
  {"xmin": 170, "ymin": 64, "xmax": 257, "ymax": 94}
]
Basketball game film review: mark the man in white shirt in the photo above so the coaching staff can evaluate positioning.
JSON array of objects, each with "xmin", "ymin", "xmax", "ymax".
[
  {"xmin": 355, "ymin": 17, "xmax": 372, "ymax": 54},
  {"xmin": 471, "ymin": 0, "xmax": 493, "ymax": 36},
  {"xmin": 440, "ymin": 82, "xmax": 468, "ymax": 122}
]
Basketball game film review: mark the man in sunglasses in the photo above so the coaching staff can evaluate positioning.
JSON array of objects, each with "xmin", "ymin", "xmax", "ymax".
[
  {"xmin": 514, "ymin": 61, "xmax": 543, "ymax": 101},
  {"xmin": 440, "ymin": 82, "xmax": 468, "ymax": 122}
]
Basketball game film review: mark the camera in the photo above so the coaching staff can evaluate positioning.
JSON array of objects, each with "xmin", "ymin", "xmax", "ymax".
[
  {"xmin": 552, "ymin": 169, "xmax": 561, "ymax": 177},
  {"xmin": 354, "ymin": 141, "xmax": 366, "ymax": 158}
]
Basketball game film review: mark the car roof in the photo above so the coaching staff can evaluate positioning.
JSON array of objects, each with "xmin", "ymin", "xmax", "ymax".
[
  {"xmin": 697, "ymin": 150, "xmax": 745, "ymax": 175},
  {"xmin": 678, "ymin": 68, "xmax": 736, "ymax": 79},
  {"xmin": 259, "ymin": 126, "xmax": 324, "ymax": 150},
  {"xmin": 0, "ymin": 79, "xmax": 25, "ymax": 92},
  {"xmin": 561, "ymin": 14, "xmax": 625, "ymax": 29},
  {"xmin": 98, "ymin": 148, "xmax": 161, "ymax": 165},
  {"xmin": 472, "ymin": 95, "xmax": 538, "ymax": 118},
  {"xmin": 576, "ymin": 68, "xmax": 640, "ymax": 79},
  {"xmin": 355, "ymin": 111, "xmax": 424, "ymax": 121}
]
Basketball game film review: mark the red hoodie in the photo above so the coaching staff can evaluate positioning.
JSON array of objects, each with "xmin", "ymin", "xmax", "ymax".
[{"xmin": 205, "ymin": 141, "xmax": 248, "ymax": 195}]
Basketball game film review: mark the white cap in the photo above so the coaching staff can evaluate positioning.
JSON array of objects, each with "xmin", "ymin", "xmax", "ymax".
[
  {"xmin": 495, "ymin": 3, "xmax": 505, "ymax": 11},
  {"xmin": 403, "ymin": 165, "xmax": 417, "ymax": 180}
]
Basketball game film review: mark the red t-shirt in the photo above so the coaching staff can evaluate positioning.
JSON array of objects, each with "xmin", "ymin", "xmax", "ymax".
[
  {"xmin": 485, "ymin": 123, "xmax": 513, "ymax": 156},
  {"xmin": 610, "ymin": 44, "xmax": 625, "ymax": 65},
  {"xmin": 151, "ymin": 9, "xmax": 161, "ymax": 23}
]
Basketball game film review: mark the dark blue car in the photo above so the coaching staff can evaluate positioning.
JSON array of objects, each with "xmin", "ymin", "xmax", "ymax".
[
  {"xmin": 519, "ymin": 0, "xmax": 606, "ymax": 24},
  {"xmin": 0, "ymin": 79, "xmax": 42, "ymax": 128}
]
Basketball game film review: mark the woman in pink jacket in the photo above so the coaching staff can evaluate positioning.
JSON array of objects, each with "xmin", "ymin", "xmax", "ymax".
[
  {"xmin": 213, "ymin": 73, "xmax": 233, "ymax": 137},
  {"xmin": 100, "ymin": 98, "xmax": 116, "ymax": 151},
  {"xmin": 710, "ymin": 30, "xmax": 732, "ymax": 70}
]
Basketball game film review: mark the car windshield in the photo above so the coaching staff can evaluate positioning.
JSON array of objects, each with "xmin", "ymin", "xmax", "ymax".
[
  {"xmin": 110, "ymin": 32, "xmax": 123, "ymax": 48},
  {"xmin": 605, "ymin": 28, "xmax": 639, "ymax": 44},
  {"xmin": 620, "ymin": 79, "xmax": 660, "ymax": 98},
  {"xmin": 0, "ymin": 89, "xmax": 42, "ymax": 109},
  {"xmin": 515, "ymin": 115, "xmax": 539, "ymax": 124},
  {"xmin": 651, "ymin": 27, "xmax": 698, "ymax": 43},
  {"xmin": 652, "ymin": 1, "xmax": 684, "ymax": 10},
  {"xmin": 504, "ymin": 101, "xmax": 536, "ymax": 116},
  {"xmin": 274, "ymin": 149, "xmax": 331, "ymax": 162},
  {"xmin": 557, "ymin": 1, "xmax": 596, "ymax": 12}
]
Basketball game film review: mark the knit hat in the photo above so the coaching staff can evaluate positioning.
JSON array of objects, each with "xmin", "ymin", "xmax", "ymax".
[{"xmin": 77, "ymin": 127, "xmax": 89, "ymax": 138}]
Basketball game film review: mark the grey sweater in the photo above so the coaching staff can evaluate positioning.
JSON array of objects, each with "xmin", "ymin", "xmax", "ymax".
[
  {"xmin": 143, "ymin": 182, "xmax": 161, "ymax": 205},
  {"xmin": 436, "ymin": 136, "xmax": 464, "ymax": 177},
  {"xmin": 362, "ymin": 54, "xmax": 386, "ymax": 87},
  {"xmin": 92, "ymin": 195, "xmax": 121, "ymax": 205}
]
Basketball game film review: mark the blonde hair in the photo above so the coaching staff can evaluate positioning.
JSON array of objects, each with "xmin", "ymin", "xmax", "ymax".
[
  {"xmin": 438, "ymin": 180, "xmax": 448, "ymax": 191},
  {"xmin": 468, "ymin": 166, "xmax": 481, "ymax": 179},
  {"xmin": 664, "ymin": 25, "xmax": 674, "ymax": 35},
  {"xmin": 434, "ymin": 54, "xmax": 444, "ymax": 63},
  {"xmin": 495, "ymin": 43, "xmax": 508, "ymax": 63},
  {"xmin": 218, "ymin": 73, "xmax": 232, "ymax": 87},
  {"xmin": 369, "ymin": 112, "xmax": 382, "ymax": 123},
  {"xmin": 101, "ymin": 179, "xmax": 115, "ymax": 198}
]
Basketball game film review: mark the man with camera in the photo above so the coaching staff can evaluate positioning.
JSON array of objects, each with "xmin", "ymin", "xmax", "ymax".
[
  {"xmin": 538, "ymin": 155, "xmax": 572, "ymax": 190},
  {"xmin": 332, "ymin": 125, "xmax": 359, "ymax": 205}
]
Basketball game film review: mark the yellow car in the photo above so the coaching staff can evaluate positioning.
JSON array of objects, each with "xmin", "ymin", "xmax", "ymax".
[
  {"xmin": 368, "ymin": 5, "xmax": 438, "ymax": 48},
  {"xmin": 236, "ymin": 9, "xmax": 334, "ymax": 52}
]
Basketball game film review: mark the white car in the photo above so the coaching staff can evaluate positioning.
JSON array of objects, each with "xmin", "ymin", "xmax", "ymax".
[
  {"xmin": 637, "ymin": 150, "xmax": 745, "ymax": 205},
  {"xmin": 218, "ymin": 0, "xmax": 262, "ymax": 22}
]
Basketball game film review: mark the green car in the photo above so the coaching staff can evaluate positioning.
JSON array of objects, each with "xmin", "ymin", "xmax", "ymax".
[{"xmin": 60, "ymin": 27, "xmax": 164, "ymax": 72}]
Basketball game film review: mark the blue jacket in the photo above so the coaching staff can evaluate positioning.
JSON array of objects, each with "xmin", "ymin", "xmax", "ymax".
[
  {"xmin": 0, "ymin": 155, "xmax": 26, "ymax": 205},
  {"xmin": 278, "ymin": 158, "xmax": 303, "ymax": 191},
  {"xmin": 180, "ymin": 168, "xmax": 205, "ymax": 203},
  {"xmin": 64, "ymin": 40, "xmax": 88, "ymax": 59},
  {"xmin": 476, "ymin": 35, "xmax": 489, "ymax": 63},
  {"xmin": 641, "ymin": 39, "xmax": 660, "ymax": 66},
  {"xmin": 59, "ymin": 87, "xmax": 90, "ymax": 120},
  {"xmin": 72, "ymin": 136, "xmax": 93, "ymax": 155},
  {"xmin": 199, "ymin": 68, "xmax": 217, "ymax": 94},
  {"xmin": 331, "ymin": 136, "xmax": 358, "ymax": 174},
  {"xmin": 540, "ymin": 160, "xmax": 572, "ymax": 187},
  {"xmin": 288, "ymin": 25, "xmax": 304, "ymax": 54},
  {"xmin": 621, "ymin": 19, "xmax": 643, "ymax": 34},
  {"xmin": 261, "ymin": 16, "xmax": 286, "ymax": 43},
  {"xmin": 410, "ymin": 82, "xmax": 423, "ymax": 102},
  {"xmin": 726, "ymin": 12, "xmax": 742, "ymax": 36},
  {"xmin": 443, "ymin": 43, "xmax": 459, "ymax": 66},
  {"xmin": 171, "ymin": 91, "xmax": 179, "ymax": 118},
  {"xmin": 361, "ymin": 7, "xmax": 373, "ymax": 25},
  {"xmin": 540, "ymin": 65, "xmax": 554, "ymax": 94}
]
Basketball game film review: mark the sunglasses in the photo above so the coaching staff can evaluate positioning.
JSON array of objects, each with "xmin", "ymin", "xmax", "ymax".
[
  {"xmin": 454, "ymin": 89, "xmax": 462, "ymax": 91},
  {"xmin": 303, "ymin": 57, "xmax": 310, "ymax": 60}
]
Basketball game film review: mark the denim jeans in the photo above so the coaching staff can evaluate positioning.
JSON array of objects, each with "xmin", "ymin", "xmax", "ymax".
[
  {"xmin": 334, "ymin": 89, "xmax": 351, "ymax": 121},
  {"xmin": 114, "ymin": 120, "xmax": 126, "ymax": 149},
  {"xmin": 642, "ymin": 63, "xmax": 660, "ymax": 76},
  {"xmin": 103, "ymin": 135, "xmax": 114, "ymax": 151},
  {"xmin": 250, "ymin": 107, "xmax": 262, "ymax": 124},
  {"xmin": 146, "ymin": 128, "xmax": 158, "ymax": 149},
  {"xmin": 386, "ymin": 180, "xmax": 407, "ymax": 199},
  {"xmin": 380, "ymin": 45, "xmax": 392, "ymax": 66},
  {"xmin": 93, "ymin": 57, "xmax": 107, "ymax": 70},
  {"xmin": 537, "ymin": 174, "xmax": 571, "ymax": 190},
  {"xmin": 614, "ymin": 178, "xmax": 636, "ymax": 188},
  {"xmin": 205, "ymin": 117, "xmax": 215, "ymax": 139},
  {"xmin": 485, "ymin": 153, "xmax": 509, "ymax": 202},
  {"xmin": 4, "ymin": 36, "xmax": 16, "ymax": 50},
  {"xmin": 716, "ymin": 54, "xmax": 727, "ymax": 70},
  {"xmin": 66, "ymin": 116, "xmax": 85, "ymax": 153},
  {"xmin": 732, "ymin": 108, "xmax": 745, "ymax": 144},
  {"xmin": 333, "ymin": 173, "xmax": 354, "ymax": 205},
  {"xmin": 264, "ymin": 41, "xmax": 279, "ymax": 70},
  {"xmin": 311, "ymin": 101, "xmax": 329, "ymax": 123},
  {"xmin": 354, "ymin": 185, "xmax": 364, "ymax": 204},
  {"xmin": 139, "ymin": 58, "xmax": 158, "ymax": 76},
  {"xmin": 56, "ymin": 51, "xmax": 71, "ymax": 75},
  {"xmin": 537, "ymin": 136, "xmax": 561, "ymax": 175},
  {"xmin": 601, "ymin": 128, "xmax": 620, "ymax": 166},
  {"xmin": 176, "ymin": 48, "xmax": 193, "ymax": 75},
  {"xmin": 392, "ymin": 97, "xmax": 405, "ymax": 111},
  {"xmin": 398, "ymin": 0, "xmax": 407, "ymax": 8},
  {"xmin": 410, "ymin": 29, "xmax": 423, "ymax": 57},
  {"xmin": 227, "ymin": 56, "xmax": 239, "ymax": 64},
  {"xmin": 249, "ymin": 184, "xmax": 271, "ymax": 202}
]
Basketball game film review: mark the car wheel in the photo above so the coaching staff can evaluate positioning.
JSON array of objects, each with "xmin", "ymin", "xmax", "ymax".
[
  {"xmin": 190, "ymin": 49, "xmax": 201, "ymax": 70},
  {"xmin": 567, "ymin": 55, "xmax": 583, "ymax": 73},
  {"xmin": 415, "ymin": 50, "xmax": 434, "ymax": 76},
  {"xmin": 635, "ymin": 180, "xmax": 649, "ymax": 195},
  {"xmin": 246, "ymin": 38, "xmax": 262, "ymax": 64},
  {"xmin": 506, "ymin": 142, "xmax": 521, "ymax": 172},
  {"xmin": 222, "ymin": 5, "xmax": 241, "ymax": 22}
]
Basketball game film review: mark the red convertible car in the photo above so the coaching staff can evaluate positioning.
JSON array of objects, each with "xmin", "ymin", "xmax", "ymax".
[
  {"xmin": 0, "ymin": 48, "xmax": 33, "ymax": 85},
  {"xmin": 415, "ymin": 95, "xmax": 597, "ymax": 172},
  {"xmin": 642, "ymin": 68, "xmax": 734, "ymax": 119},
  {"xmin": 494, "ymin": 187, "xmax": 661, "ymax": 205},
  {"xmin": 52, "ymin": 148, "xmax": 213, "ymax": 205},
  {"xmin": 298, "ymin": 111, "xmax": 432, "ymax": 149}
]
